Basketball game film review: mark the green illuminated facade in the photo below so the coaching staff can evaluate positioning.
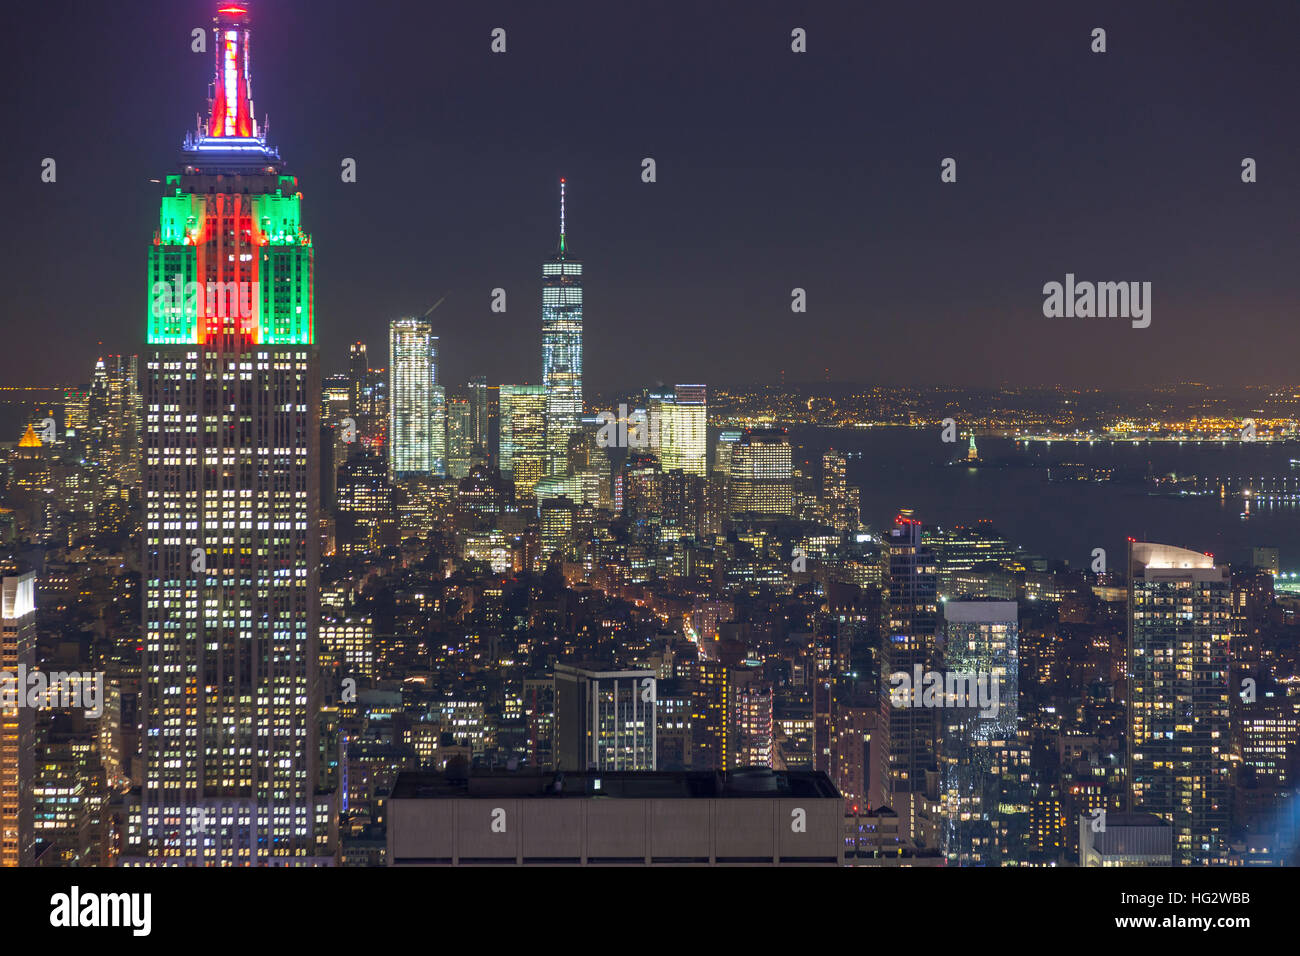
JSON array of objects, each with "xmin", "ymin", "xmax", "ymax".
[{"xmin": 147, "ymin": 175, "xmax": 313, "ymax": 345}]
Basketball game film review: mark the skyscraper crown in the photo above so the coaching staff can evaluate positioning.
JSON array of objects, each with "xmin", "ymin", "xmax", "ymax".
[
  {"xmin": 182, "ymin": 2, "xmax": 279, "ymax": 164},
  {"xmin": 209, "ymin": 3, "xmax": 256, "ymax": 138}
]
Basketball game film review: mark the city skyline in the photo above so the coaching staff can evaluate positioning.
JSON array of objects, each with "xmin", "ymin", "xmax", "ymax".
[
  {"xmin": 0, "ymin": 0, "xmax": 1297, "ymax": 913},
  {"xmin": 6, "ymin": 0, "xmax": 1300, "ymax": 392}
]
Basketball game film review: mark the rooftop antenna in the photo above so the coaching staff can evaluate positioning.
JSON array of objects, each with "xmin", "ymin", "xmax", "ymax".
[
  {"xmin": 559, "ymin": 178, "xmax": 566, "ymax": 255},
  {"xmin": 422, "ymin": 295, "xmax": 447, "ymax": 319}
]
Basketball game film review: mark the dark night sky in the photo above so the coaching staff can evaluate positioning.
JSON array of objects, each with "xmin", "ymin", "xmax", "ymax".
[{"xmin": 3, "ymin": 0, "xmax": 1299, "ymax": 391}]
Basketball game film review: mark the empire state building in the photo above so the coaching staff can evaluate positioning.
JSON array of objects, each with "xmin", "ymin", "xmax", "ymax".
[{"xmin": 129, "ymin": 1, "xmax": 335, "ymax": 865}]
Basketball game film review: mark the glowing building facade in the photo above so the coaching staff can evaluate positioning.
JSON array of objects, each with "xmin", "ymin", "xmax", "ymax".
[
  {"xmin": 728, "ymin": 429, "xmax": 793, "ymax": 518},
  {"xmin": 542, "ymin": 180, "xmax": 583, "ymax": 477},
  {"xmin": 499, "ymin": 385, "xmax": 547, "ymax": 497},
  {"xmin": 876, "ymin": 512, "xmax": 940, "ymax": 847},
  {"xmin": 939, "ymin": 600, "xmax": 1019, "ymax": 866},
  {"xmin": 651, "ymin": 385, "xmax": 708, "ymax": 478},
  {"xmin": 388, "ymin": 318, "xmax": 445, "ymax": 478},
  {"xmin": 0, "ymin": 572, "xmax": 35, "ymax": 867},
  {"xmin": 1127, "ymin": 541, "xmax": 1231, "ymax": 866},
  {"xmin": 132, "ymin": 1, "xmax": 334, "ymax": 865}
]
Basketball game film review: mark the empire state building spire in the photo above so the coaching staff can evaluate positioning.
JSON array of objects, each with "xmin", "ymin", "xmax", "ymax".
[{"xmin": 207, "ymin": 3, "xmax": 257, "ymax": 138}]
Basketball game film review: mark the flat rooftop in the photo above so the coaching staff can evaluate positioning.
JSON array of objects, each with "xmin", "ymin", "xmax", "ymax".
[{"xmin": 391, "ymin": 768, "xmax": 840, "ymax": 801}]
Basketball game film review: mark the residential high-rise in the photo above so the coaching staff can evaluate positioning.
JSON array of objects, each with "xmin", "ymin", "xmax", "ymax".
[
  {"xmin": 651, "ymin": 385, "xmax": 708, "ymax": 477},
  {"xmin": 1, "ymin": 572, "xmax": 35, "ymax": 867},
  {"xmin": 733, "ymin": 673, "xmax": 774, "ymax": 767},
  {"xmin": 832, "ymin": 706, "xmax": 871, "ymax": 815},
  {"xmin": 133, "ymin": 1, "xmax": 333, "ymax": 864},
  {"xmin": 939, "ymin": 600, "xmax": 1019, "ymax": 866},
  {"xmin": 875, "ymin": 511, "xmax": 940, "ymax": 847},
  {"xmin": 819, "ymin": 451, "xmax": 861, "ymax": 533},
  {"xmin": 693, "ymin": 659, "xmax": 732, "ymax": 771},
  {"xmin": 542, "ymin": 179, "xmax": 583, "ymax": 477},
  {"xmin": 388, "ymin": 318, "xmax": 445, "ymax": 478},
  {"xmin": 1127, "ymin": 541, "xmax": 1232, "ymax": 866}
]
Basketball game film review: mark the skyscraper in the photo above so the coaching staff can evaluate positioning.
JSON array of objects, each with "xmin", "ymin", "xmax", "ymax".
[
  {"xmin": 388, "ymin": 318, "xmax": 445, "ymax": 478},
  {"xmin": 876, "ymin": 512, "xmax": 940, "ymax": 847},
  {"xmin": 133, "ymin": 1, "xmax": 333, "ymax": 864},
  {"xmin": 445, "ymin": 394, "xmax": 474, "ymax": 480},
  {"xmin": 498, "ymin": 385, "xmax": 547, "ymax": 497},
  {"xmin": 88, "ymin": 355, "xmax": 142, "ymax": 491},
  {"xmin": 940, "ymin": 600, "xmax": 1019, "ymax": 866},
  {"xmin": 467, "ymin": 375, "xmax": 489, "ymax": 460},
  {"xmin": 336, "ymin": 450, "xmax": 397, "ymax": 556},
  {"xmin": 348, "ymin": 341, "xmax": 369, "ymax": 421},
  {"xmin": 651, "ymin": 385, "xmax": 708, "ymax": 477},
  {"xmin": 728, "ymin": 429, "xmax": 793, "ymax": 518},
  {"xmin": 0, "ymin": 571, "xmax": 35, "ymax": 867},
  {"xmin": 542, "ymin": 179, "xmax": 583, "ymax": 477},
  {"xmin": 733, "ymin": 672, "xmax": 774, "ymax": 767},
  {"xmin": 1127, "ymin": 541, "xmax": 1232, "ymax": 866},
  {"xmin": 821, "ymin": 451, "xmax": 857, "ymax": 531}
]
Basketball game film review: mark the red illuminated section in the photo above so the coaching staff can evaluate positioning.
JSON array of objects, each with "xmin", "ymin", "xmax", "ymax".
[
  {"xmin": 195, "ymin": 200, "xmax": 263, "ymax": 346},
  {"xmin": 208, "ymin": 3, "xmax": 256, "ymax": 137}
]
